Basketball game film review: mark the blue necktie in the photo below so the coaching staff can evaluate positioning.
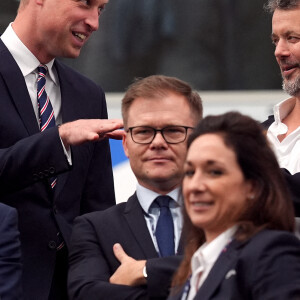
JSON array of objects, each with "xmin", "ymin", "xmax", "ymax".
[
  {"xmin": 155, "ymin": 195, "xmax": 175, "ymax": 257},
  {"xmin": 37, "ymin": 64, "xmax": 57, "ymax": 189}
]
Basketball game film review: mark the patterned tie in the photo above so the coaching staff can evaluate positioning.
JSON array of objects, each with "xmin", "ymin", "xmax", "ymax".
[
  {"xmin": 37, "ymin": 64, "xmax": 57, "ymax": 189},
  {"xmin": 37, "ymin": 64, "xmax": 64, "ymax": 250},
  {"xmin": 155, "ymin": 195, "xmax": 175, "ymax": 257}
]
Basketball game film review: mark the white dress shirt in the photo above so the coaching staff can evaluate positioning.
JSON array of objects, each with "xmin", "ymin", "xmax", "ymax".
[
  {"xmin": 1, "ymin": 23, "xmax": 62, "ymax": 126},
  {"xmin": 267, "ymin": 97, "xmax": 300, "ymax": 175},
  {"xmin": 1, "ymin": 23, "xmax": 71, "ymax": 163},
  {"xmin": 186, "ymin": 226, "xmax": 237, "ymax": 300},
  {"xmin": 136, "ymin": 183, "xmax": 183, "ymax": 255}
]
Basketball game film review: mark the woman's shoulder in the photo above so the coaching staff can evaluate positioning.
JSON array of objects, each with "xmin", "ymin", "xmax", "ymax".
[
  {"xmin": 238, "ymin": 229, "xmax": 300, "ymax": 259},
  {"xmin": 250, "ymin": 229, "xmax": 299, "ymax": 244}
]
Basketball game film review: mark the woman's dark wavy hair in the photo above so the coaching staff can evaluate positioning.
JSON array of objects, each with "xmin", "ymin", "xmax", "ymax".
[{"xmin": 172, "ymin": 111, "xmax": 295, "ymax": 288}]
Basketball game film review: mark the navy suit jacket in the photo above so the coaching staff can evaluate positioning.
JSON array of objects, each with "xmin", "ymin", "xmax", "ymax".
[
  {"xmin": 0, "ymin": 203, "xmax": 22, "ymax": 300},
  {"xmin": 68, "ymin": 193, "xmax": 183, "ymax": 300},
  {"xmin": 168, "ymin": 230, "xmax": 300, "ymax": 300},
  {"xmin": 0, "ymin": 39, "xmax": 115, "ymax": 299},
  {"xmin": 262, "ymin": 116, "xmax": 300, "ymax": 216}
]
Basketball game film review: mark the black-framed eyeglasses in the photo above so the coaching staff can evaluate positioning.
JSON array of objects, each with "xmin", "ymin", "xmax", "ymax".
[{"xmin": 127, "ymin": 126, "xmax": 194, "ymax": 144}]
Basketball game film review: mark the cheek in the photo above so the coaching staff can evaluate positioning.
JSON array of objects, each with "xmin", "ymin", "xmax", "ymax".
[{"xmin": 182, "ymin": 179, "xmax": 189, "ymax": 197}]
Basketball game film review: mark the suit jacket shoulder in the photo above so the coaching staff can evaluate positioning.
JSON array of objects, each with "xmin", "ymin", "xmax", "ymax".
[
  {"xmin": 68, "ymin": 193, "xmax": 182, "ymax": 299},
  {"xmin": 169, "ymin": 230, "xmax": 300, "ymax": 300},
  {"xmin": 195, "ymin": 230, "xmax": 300, "ymax": 300},
  {"xmin": 261, "ymin": 115, "xmax": 274, "ymax": 129}
]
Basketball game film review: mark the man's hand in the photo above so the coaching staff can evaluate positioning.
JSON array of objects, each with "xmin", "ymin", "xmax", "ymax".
[
  {"xmin": 109, "ymin": 243, "xmax": 147, "ymax": 286},
  {"xmin": 58, "ymin": 119, "xmax": 124, "ymax": 148}
]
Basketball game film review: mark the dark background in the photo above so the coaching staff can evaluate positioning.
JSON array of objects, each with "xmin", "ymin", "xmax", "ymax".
[{"xmin": 0, "ymin": 0, "xmax": 281, "ymax": 92}]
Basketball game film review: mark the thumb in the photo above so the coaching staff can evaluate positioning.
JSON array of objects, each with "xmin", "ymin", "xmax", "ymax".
[{"xmin": 113, "ymin": 243, "xmax": 128, "ymax": 263}]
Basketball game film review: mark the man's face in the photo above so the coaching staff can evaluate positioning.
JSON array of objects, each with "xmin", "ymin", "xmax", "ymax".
[
  {"xmin": 272, "ymin": 7, "xmax": 300, "ymax": 96},
  {"xmin": 35, "ymin": 0, "xmax": 108, "ymax": 62},
  {"xmin": 123, "ymin": 92, "xmax": 196, "ymax": 194}
]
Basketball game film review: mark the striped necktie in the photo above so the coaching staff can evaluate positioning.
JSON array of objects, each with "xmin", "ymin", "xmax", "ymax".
[
  {"xmin": 155, "ymin": 195, "xmax": 175, "ymax": 257},
  {"xmin": 37, "ymin": 64, "xmax": 57, "ymax": 189},
  {"xmin": 37, "ymin": 64, "xmax": 64, "ymax": 250}
]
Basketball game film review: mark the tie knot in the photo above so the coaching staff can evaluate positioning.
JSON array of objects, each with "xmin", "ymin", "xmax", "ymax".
[
  {"xmin": 38, "ymin": 64, "xmax": 48, "ymax": 76},
  {"xmin": 155, "ymin": 196, "xmax": 171, "ymax": 208}
]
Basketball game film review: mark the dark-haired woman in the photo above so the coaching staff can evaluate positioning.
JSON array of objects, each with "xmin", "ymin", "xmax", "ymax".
[{"xmin": 169, "ymin": 112, "xmax": 300, "ymax": 300}]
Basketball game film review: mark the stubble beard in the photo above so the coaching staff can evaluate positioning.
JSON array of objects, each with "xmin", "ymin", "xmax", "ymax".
[{"xmin": 282, "ymin": 73, "xmax": 300, "ymax": 97}]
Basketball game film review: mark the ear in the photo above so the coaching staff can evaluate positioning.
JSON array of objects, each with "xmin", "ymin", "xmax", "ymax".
[
  {"xmin": 122, "ymin": 134, "xmax": 130, "ymax": 158},
  {"xmin": 245, "ymin": 179, "xmax": 257, "ymax": 200}
]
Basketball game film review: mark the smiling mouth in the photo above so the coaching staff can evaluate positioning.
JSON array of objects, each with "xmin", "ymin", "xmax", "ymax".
[
  {"xmin": 73, "ymin": 32, "xmax": 87, "ymax": 42},
  {"xmin": 191, "ymin": 201, "xmax": 213, "ymax": 207},
  {"xmin": 148, "ymin": 156, "xmax": 171, "ymax": 161},
  {"xmin": 281, "ymin": 63, "xmax": 299, "ymax": 73}
]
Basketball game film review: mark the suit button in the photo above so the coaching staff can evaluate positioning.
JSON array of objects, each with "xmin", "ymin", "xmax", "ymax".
[
  {"xmin": 48, "ymin": 241, "xmax": 57, "ymax": 249},
  {"xmin": 33, "ymin": 174, "xmax": 39, "ymax": 181},
  {"xmin": 49, "ymin": 167, "xmax": 55, "ymax": 174}
]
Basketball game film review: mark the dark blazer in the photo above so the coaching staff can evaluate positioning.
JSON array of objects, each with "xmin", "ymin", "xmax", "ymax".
[
  {"xmin": 68, "ymin": 193, "xmax": 183, "ymax": 300},
  {"xmin": 168, "ymin": 230, "xmax": 300, "ymax": 300},
  {"xmin": 0, "ymin": 39, "xmax": 115, "ymax": 300},
  {"xmin": 262, "ymin": 116, "xmax": 300, "ymax": 216},
  {"xmin": 0, "ymin": 203, "xmax": 22, "ymax": 300}
]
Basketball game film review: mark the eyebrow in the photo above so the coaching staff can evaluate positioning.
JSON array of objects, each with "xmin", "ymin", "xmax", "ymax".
[
  {"xmin": 185, "ymin": 159, "xmax": 219, "ymax": 166},
  {"xmin": 271, "ymin": 30, "xmax": 298, "ymax": 39}
]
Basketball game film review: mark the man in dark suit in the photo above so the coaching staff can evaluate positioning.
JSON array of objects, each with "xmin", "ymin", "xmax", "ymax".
[
  {"xmin": 0, "ymin": 0, "xmax": 123, "ymax": 299},
  {"xmin": 68, "ymin": 75, "xmax": 203, "ymax": 299},
  {"xmin": 0, "ymin": 203, "xmax": 22, "ymax": 300},
  {"xmin": 263, "ymin": 0, "xmax": 300, "ymax": 218}
]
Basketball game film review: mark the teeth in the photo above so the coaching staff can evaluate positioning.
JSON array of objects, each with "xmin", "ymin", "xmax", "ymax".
[
  {"xmin": 193, "ymin": 202, "xmax": 212, "ymax": 207},
  {"xmin": 74, "ymin": 32, "xmax": 87, "ymax": 41}
]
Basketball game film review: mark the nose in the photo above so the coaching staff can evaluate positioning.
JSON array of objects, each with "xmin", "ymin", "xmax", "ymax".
[
  {"xmin": 85, "ymin": 8, "xmax": 100, "ymax": 32},
  {"xmin": 149, "ymin": 131, "xmax": 168, "ymax": 149},
  {"xmin": 184, "ymin": 171, "xmax": 206, "ymax": 193},
  {"xmin": 274, "ymin": 39, "xmax": 290, "ymax": 59}
]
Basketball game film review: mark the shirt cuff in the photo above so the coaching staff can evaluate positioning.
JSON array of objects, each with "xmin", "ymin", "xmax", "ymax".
[{"xmin": 59, "ymin": 136, "xmax": 72, "ymax": 165}]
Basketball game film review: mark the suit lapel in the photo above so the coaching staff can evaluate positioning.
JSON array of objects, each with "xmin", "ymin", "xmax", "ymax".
[
  {"xmin": 124, "ymin": 194, "xmax": 159, "ymax": 258},
  {"xmin": 0, "ymin": 40, "xmax": 39, "ymax": 135},
  {"xmin": 52, "ymin": 61, "xmax": 76, "ymax": 197},
  {"xmin": 54, "ymin": 61, "xmax": 80, "ymax": 124},
  {"xmin": 194, "ymin": 239, "xmax": 242, "ymax": 300}
]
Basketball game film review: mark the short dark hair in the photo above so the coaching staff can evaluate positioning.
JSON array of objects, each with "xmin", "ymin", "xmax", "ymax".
[
  {"xmin": 264, "ymin": 0, "xmax": 300, "ymax": 13},
  {"xmin": 121, "ymin": 75, "xmax": 203, "ymax": 128},
  {"xmin": 172, "ymin": 111, "xmax": 295, "ymax": 288}
]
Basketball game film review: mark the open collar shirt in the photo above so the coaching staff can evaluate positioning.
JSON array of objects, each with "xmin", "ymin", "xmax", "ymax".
[
  {"xmin": 186, "ymin": 226, "xmax": 237, "ymax": 300},
  {"xmin": 1, "ymin": 23, "xmax": 61, "ymax": 126},
  {"xmin": 267, "ymin": 97, "xmax": 300, "ymax": 175}
]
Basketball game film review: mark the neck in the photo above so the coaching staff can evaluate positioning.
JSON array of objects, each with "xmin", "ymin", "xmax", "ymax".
[
  {"xmin": 12, "ymin": 5, "xmax": 52, "ymax": 64},
  {"xmin": 138, "ymin": 180, "xmax": 180, "ymax": 195},
  {"xmin": 282, "ymin": 97, "xmax": 300, "ymax": 133}
]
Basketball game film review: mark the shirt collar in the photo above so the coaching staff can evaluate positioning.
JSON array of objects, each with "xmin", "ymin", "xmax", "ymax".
[
  {"xmin": 273, "ymin": 97, "xmax": 296, "ymax": 124},
  {"xmin": 190, "ymin": 226, "xmax": 237, "ymax": 274},
  {"xmin": 136, "ymin": 183, "xmax": 182, "ymax": 213},
  {"xmin": 1, "ymin": 23, "xmax": 58, "ymax": 85}
]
